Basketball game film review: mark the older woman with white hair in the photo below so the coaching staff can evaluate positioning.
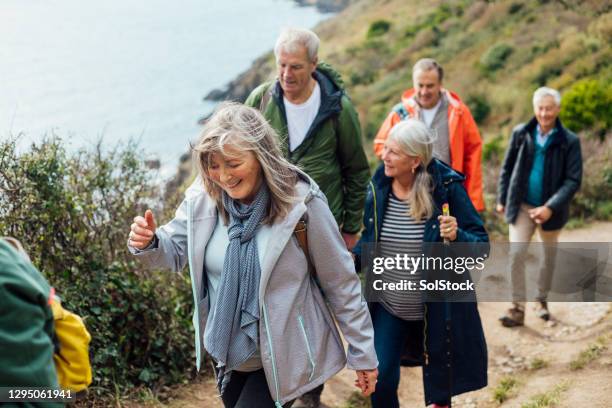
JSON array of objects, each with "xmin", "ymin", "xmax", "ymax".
[
  {"xmin": 354, "ymin": 119, "xmax": 489, "ymax": 408},
  {"xmin": 128, "ymin": 102, "xmax": 378, "ymax": 407}
]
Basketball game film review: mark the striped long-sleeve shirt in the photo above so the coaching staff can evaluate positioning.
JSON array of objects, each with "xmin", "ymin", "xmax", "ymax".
[{"xmin": 378, "ymin": 191, "xmax": 426, "ymax": 321}]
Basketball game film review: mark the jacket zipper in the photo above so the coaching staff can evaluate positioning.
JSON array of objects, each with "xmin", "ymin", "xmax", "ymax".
[
  {"xmin": 369, "ymin": 181, "xmax": 378, "ymax": 242},
  {"xmin": 187, "ymin": 200, "xmax": 202, "ymax": 370},
  {"xmin": 423, "ymin": 303, "xmax": 429, "ymax": 365},
  {"xmin": 262, "ymin": 301, "xmax": 282, "ymax": 408},
  {"xmin": 298, "ymin": 315, "xmax": 316, "ymax": 381}
]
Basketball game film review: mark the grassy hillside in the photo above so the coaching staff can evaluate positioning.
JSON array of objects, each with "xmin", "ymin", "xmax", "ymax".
[
  {"xmin": 208, "ymin": 0, "xmax": 611, "ymax": 225},
  {"xmin": 314, "ymin": 0, "xmax": 610, "ymax": 139},
  {"xmin": 312, "ymin": 0, "xmax": 612, "ymax": 223}
]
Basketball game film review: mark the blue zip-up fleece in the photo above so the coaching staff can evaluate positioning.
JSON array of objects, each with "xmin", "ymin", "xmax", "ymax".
[{"xmin": 354, "ymin": 159, "xmax": 489, "ymax": 406}]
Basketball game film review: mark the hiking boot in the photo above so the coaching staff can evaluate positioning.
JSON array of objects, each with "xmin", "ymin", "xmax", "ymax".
[
  {"xmin": 499, "ymin": 305, "xmax": 525, "ymax": 327},
  {"xmin": 535, "ymin": 301, "xmax": 551, "ymax": 321},
  {"xmin": 294, "ymin": 394, "xmax": 321, "ymax": 408}
]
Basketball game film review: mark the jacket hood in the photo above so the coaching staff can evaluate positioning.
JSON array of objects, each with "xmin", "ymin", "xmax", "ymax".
[
  {"xmin": 372, "ymin": 158, "xmax": 465, "ymax": 189},
  {"xmin": 294, "ymin": 168, "xmax": 322, "ymax": 208},
  {"xmin": 316, "ymin": 61, "xmax": 345, "ymax": 91}
]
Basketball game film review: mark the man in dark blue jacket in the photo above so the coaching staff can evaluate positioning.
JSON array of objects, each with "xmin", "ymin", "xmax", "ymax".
[{"xmin": 497, "ymin": 87, "xmax": 582, "ymax": 326}]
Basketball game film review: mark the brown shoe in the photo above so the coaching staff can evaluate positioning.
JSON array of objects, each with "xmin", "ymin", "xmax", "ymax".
[
  {"xmin": 535, "ymin": 301, "xmax": 551, "ymax": 321},
  {"xmin": 499, "ymin": 306, "xmax": 525, "ymax": 327}
]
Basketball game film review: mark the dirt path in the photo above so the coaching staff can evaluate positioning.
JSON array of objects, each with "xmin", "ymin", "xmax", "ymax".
[{"xmin": 154, "ymin": 223, "xmax": 612, "ymax": 408}]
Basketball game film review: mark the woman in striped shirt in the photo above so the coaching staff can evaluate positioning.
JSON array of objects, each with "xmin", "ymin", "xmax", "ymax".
[{"xmin": 354, "ymin": 119, "xmax": 489, "ymax": 408}]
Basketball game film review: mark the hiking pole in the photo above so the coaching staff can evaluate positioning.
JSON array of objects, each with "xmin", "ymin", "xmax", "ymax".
[{"xmin": 442, "ymin": 203, "xmax": 450, "ymax": 245}]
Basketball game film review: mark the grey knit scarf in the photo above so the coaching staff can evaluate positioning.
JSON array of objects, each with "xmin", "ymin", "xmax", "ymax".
[{"xmin": 204, "ymin": 185, "xmax": 269, "ymax": 394}]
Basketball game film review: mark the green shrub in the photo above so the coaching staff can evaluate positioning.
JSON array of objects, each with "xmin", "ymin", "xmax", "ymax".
[
  {"xmin": 533, "ymin": 64, "xmax": 562, "ymax": 86},
  {"xmin": 350, "ymin": 69, "xmax": 377, "ymax": 86},
  {"xmin": 569, "ymin": 137, "xmax": 611, "ymax": 221},
  {"xmin": 366, "ymin": 20, "xmax": 391, "ymax": 39},
  {"xmin": 404, "ymin": 24, "xmax": 419, "ymax": 38},
  {"xmin": 425, "ymin": 4, "xmax": 453, "ymax": 26},
  {"xmin": 480, "ymin": 43, "xmax": 514, "ymax": 72},
  {"xmin": 560, "ymin": 79, "xmax": 612, "ymax": 137},
  {"xmin": 404, "ymin": 4, "xmax": 453, "ymax": 38},
  {"xmin": 482, "ymin": 134, "xmax": 505, "ymax": 163},
  {"xmin": 509, "ymin": 2, "xmax": 524, "ymax": 14},
  {"xmin": 0, "ymin": 137, "xmax": 195, "ymax": 402},
  {"xmin": 466, "ymin": 93, "xmax": 492, "ymax": 124}
]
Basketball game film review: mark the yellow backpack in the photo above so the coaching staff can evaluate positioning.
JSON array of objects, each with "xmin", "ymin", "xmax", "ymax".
[{"xmin": 50, "ymin": 297, "xmax": 93, "ymax": 392}]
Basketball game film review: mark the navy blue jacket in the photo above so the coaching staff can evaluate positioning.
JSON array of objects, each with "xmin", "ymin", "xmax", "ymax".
[
  {"xmin": 497, "ymin": 117, "xmax": 582, "ymax": 230},
  {"xmin": 354, "ymin": 159, "xmax": 489, "ymax": 406}
]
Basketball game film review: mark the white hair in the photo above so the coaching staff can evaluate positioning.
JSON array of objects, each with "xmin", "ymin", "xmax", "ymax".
[
  {"xmin": 533, "ymin": 87, "xmax": 561, "ymax": 107},
  {"xmin": 388, "ymin": 119, "xmax": 436, "ymax": 221},
  {"xmin": 274, "ymin": 27, "xmax": 319, "ymax": 62}
]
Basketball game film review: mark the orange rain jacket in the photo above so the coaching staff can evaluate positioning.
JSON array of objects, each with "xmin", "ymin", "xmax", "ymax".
[{"xmin": 373, "ymin": 88, "xmax": 485, "ymax": 211}]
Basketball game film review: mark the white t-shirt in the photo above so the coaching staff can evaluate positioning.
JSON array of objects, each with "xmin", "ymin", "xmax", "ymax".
[
  {"xmin": 284, "ymin": 82, "xmax": 321, "ymax": 152},
  {"xmin": 420, "ymin": 98, "xmax": 442, "ymax": 128}
]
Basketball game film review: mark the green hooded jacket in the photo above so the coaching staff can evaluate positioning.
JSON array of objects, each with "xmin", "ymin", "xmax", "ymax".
[
  {"xmin": 245, "ymin": 63, "xmax": 370, "ymax": 233},
  {"xmin": 0, "ymin": 239, "xmax": 63, "ymax": 407}
]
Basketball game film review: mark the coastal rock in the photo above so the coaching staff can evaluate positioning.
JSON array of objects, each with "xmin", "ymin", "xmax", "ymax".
[
  {"xmin": 203, "ymin": 53, "xmax": 275, "ymax": 104},
  {"xmin": 293, "ymin": 0, "xmax": 351, "ymax": 13},
  {"xmin": 202, "ymin": 0, "xmax": 355, "ymax": 104}
]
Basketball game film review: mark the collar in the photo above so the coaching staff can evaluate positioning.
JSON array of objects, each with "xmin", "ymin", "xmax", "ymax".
[{"xmin": 536, "ymin": 124, "xmax": 556, "ymax": 138}]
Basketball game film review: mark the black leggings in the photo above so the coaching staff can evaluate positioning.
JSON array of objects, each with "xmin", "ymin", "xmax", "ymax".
[{"xmin": 221, "ymin": 369, "xmax": 294, "ymax": 408}]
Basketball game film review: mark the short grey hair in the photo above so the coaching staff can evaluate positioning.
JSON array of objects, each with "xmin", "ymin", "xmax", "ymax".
[
  {"xmin": 412, "ymin": 58, "xmax": 444, "ymax": 82},
  {"xmin": 274, "ymin": 27, "xmax": 320, "ymax": 62},
  {"xmin": 533, "ymin": 87, "xmax": 561, "ymax": 107}
]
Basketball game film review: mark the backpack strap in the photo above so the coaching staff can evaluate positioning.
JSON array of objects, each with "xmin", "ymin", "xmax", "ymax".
[
  {"xmin": 392, "ymin": 102, "xmax": 409, "ymax": 121},
  {"xmin": 293, "ymin": 217, "xmax": 317, "ymax": 280}
]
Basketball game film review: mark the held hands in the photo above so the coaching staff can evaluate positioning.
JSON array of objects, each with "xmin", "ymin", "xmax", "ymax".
[
  {"xmin": 354, "ymin": 368, "xmax": 378, "ymax": 397},
  {"xmin": 528, "ymin": 206, "xmax": 552, "ymax": 224},
  {"xmin": 437, "ymin": 215, "xmax": 458, "ymax": 242},
  {"xmin": 128, "ymin": 209, "xmax": 157, "ymax": 249},
  {"xmin": 496, "ymin": 204, "xmax": 505, "ymax": 214}
]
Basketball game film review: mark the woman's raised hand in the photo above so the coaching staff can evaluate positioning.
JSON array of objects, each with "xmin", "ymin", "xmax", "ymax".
[{"xmin": 129, "ymin": 209, "xmax": 157, "ymax": 249}]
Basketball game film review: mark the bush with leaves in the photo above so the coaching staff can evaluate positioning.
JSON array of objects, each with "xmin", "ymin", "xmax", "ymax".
[
  {"xmin": 366, "ymin": 20, "xmax": 391, "ymax": 39},
  {"xmin": 480, "ymin": 43, "xmax": 514, "ymax": 73},
  {"xmin": 466, "ymin": 94, "xmax": 492, "ymax": 125},
  {"xmin": 560, "ymin": 79, "xmax": 612, "ymax": 138},
  {"xmin": 0, "ymin": 137, "xmax": 195, "ymax": 402}
]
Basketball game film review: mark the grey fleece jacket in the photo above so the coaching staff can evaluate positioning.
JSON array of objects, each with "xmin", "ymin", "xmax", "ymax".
[{"xmin": 129, "ymin": 175, "xmax": 377, "ymax": 406}]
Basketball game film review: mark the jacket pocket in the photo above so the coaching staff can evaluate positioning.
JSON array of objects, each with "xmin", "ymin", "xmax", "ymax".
[{"xmin": 297, "ymin": 315, "xmax": 316, "ymax": 381}]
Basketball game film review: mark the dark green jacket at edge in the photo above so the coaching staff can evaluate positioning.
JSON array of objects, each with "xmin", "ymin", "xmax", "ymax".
[
  {"xmin": 0, "ymin": 239, "xmax": 63, "ymax": 408},
  {"xmin": 245, "ymin": 63, "xmax": 370, "ymax": 234}
]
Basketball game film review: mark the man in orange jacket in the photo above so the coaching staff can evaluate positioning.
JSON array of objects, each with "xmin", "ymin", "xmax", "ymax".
[{"xmin": 373, "ymin": 58, "xmax": 485, "ymax": 211}]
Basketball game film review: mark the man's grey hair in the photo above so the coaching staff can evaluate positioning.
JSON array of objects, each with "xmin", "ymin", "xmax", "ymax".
[
  {"xmin": 412, "ymin": 58, "xmax": 444, "ymax": 82},
  {"xmin": 533, "ymin": 87, "xmax": 561, "ymax": 107},
  {"xmin": 274, "ymin": 27, "xmax": 320, "ymax": 62}
]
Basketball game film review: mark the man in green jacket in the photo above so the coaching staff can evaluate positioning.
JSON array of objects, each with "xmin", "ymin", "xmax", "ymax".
[
  {"xmin": 245, "ymin": 27, "xmax": 370, "ymax": 252},
  {"xmin": 0, "ymin": 238, "xmax": 63, "ymax": 408}
]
